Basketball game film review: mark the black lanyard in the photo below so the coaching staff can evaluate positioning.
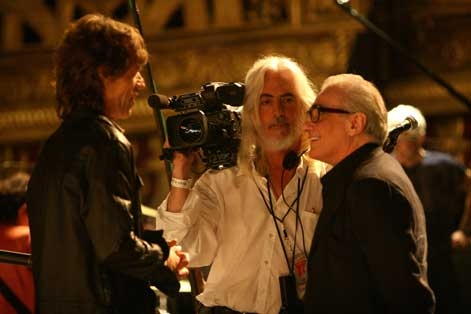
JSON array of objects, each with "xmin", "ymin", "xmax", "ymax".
[{"xmin": 256, "ymin": 167, "xmax": 308, "ymax": 275}]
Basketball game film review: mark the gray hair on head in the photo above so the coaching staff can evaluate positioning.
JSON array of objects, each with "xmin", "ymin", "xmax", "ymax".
[
  {"xmin": 320, "ymin": 74, "xmax": 388, "ymax": 143},
  {"xmin": 238, "ymin": 55, "xmax": 317, "ymax": 175}
]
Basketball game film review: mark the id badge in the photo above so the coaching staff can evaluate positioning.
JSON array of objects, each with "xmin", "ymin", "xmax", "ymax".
[{"xmin": 293, "ymin": 252, "xmax": 307, "ymax": 297}]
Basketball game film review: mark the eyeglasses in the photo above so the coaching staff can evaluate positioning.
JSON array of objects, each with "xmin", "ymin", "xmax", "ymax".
[{"xmin": 306, "ymin": 104, "xmax": 352, "ymax": 123}]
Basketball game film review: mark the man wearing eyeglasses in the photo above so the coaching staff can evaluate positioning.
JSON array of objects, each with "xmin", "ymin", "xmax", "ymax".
[{"xmin": 303, "ymin": 74, "xmax": 435, "ymax": 314}]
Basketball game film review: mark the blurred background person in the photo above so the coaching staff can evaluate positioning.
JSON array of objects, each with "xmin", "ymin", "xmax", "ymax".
[
  {"xmin": 388, "ymin": 104, "xmax": 469, "ymax": 314},
  {"xmin": 0, "ymin": 169, "xmax": 34, "ymax": 314}
]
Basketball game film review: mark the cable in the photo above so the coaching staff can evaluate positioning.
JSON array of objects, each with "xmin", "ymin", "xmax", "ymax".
[
  {"xmin": 280, "ymin": 167, "xmax": 309, "ymax": 258},
  {"xmin": 256, "ymin": 180, "xmax": 293, "ymax": 274}
]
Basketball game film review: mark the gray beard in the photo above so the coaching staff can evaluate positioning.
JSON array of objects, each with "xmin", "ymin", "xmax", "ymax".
[{"xmin": 261, "ymin": 130, "xmax": 299, "ymax": 152}]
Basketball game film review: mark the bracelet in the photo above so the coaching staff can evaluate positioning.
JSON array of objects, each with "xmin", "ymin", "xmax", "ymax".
[{"xmin": 171, "ymin": 177, "xmax": 193, "ymax": 189}]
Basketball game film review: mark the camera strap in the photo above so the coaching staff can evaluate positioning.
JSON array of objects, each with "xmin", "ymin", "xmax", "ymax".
[{"xmin": 256, "ymin": 167, "xmax": 308, "ymax": 275}]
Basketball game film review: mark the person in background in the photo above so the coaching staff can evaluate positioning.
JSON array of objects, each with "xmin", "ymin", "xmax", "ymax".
[
  {"xmin": 157, "ymin": 55, "xmax": 325, "ymax": 314},
  {"xmin": 0, "ymin": 171, "xmax": 34, "ymax": 314},
  {"xmin": 303, "ymin": 74, "xmax": 435, "ymax": 314},
  {"xmin": 27, "ymin": 14, "xmax": 188, "ymax": 314},
  {"xmin": 389, "ymin": 104, "xmax": 469, "ymax": 314}
]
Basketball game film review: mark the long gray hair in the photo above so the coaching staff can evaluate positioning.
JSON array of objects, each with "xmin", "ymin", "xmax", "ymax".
[{"xmin": 238, "ymin": 55, "xmax": 317, "ymax": 175}]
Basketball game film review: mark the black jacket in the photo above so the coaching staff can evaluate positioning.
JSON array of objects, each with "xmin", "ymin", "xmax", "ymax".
[
  {"xmin": 304, "ymin": 143, "xmax": 435, "ymax": 314},
  {"xmin": 27, "ymin": 111, "xmax": 177, "ymax": 314}
]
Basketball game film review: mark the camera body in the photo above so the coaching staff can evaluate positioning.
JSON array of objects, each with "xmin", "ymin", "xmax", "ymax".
[{"xmin": 162, "ymin": 82, "xmax": 244, "ymax": 170}]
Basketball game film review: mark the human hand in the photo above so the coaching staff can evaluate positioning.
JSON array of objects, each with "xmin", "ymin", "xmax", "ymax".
[
  {"xmin": 163, "ymin": 140, "xmax": 198, "ymax": 179},
  {"xmin": 165, "ymin": 240, "xmax": 190, "ymax": 279},
  {"xmin": 451, "ymin": 230, "xmax": 470, "ymax": 249},
  {"xmin": 171, "ymin": 149, "xmax": 198, "ymax": 179}
]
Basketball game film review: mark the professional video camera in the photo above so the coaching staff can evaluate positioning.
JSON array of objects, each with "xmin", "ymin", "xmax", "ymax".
[{"xmin": 149, "ymin": 82, "xmax": 245, "ymax": 170}]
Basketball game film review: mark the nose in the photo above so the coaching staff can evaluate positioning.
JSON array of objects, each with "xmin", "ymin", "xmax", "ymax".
[
  {"xmin": 136, "ymin": 72, "xmax": 146, "ymax": 91},
  {"xmin": 274, "ymin": 98, "xmax": 285, "ymax": 116},
  {"xmin": 303, "ymin": 119, "xmax": 315, "ymax": 132}
]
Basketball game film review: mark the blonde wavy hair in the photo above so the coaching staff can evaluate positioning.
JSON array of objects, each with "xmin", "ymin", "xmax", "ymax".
[{"xmin": 238, "ymin": 55, "xmax": 317, "ymax": 176}]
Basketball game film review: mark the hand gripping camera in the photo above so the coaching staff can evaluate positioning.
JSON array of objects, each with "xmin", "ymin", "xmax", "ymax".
[{"xmin": 149, "ymin": 82, "xmax": 244, "ymax": 170}]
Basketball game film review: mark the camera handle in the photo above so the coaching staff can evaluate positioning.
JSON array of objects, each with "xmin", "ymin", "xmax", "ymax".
[{"xmin": 128, "ymin": 0, "xmax": 172, "ymax": 180}]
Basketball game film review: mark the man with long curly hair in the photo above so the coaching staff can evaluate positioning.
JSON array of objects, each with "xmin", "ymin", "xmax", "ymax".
[{"xmin": 27, "ymin": 14, "xmax": 188, "ymax": 314}]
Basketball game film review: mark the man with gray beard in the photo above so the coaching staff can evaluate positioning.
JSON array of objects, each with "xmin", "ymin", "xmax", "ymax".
[{"xmin": 157, "ymin": 55, "xmax": 325, "ymax": 314}]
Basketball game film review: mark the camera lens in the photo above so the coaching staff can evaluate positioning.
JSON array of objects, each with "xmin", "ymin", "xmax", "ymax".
[{"xmin": 179, "ymin": 117, "xmax": 203, "ymax": 144}]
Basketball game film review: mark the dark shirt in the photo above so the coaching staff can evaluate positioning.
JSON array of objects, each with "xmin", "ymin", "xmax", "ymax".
[
  {"xmin": 404, "ymin": 150, "xmax": 467, "ymax": 255},
  {"xmin": 304, "ymin": 143, "xmax": 434, "ymax": 314},
  {"xmin": 402, "ymin": 150, "xmax": 467, "ymax": 314}
]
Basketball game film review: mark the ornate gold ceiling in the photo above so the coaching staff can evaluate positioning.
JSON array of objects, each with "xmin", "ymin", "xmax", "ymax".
[
  {"xmin": 1, "ymin": 0, "xmax": 470, "ymax": 145},
  {"xmin": 0, "ymin": 0, "xmax": 370, "ymax": 143}
]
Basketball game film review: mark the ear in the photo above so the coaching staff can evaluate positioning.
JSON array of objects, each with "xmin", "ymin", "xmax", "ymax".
[
  {"xmin": 346, "ymin": 112, "xmax": 367, "ymax": 136},
  {"xmin": 97, "ymin": 66, "xmax": 108, "ymax": 83}
]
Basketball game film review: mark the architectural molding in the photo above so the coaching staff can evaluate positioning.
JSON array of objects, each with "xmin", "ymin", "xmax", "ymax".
[
  {"xmin": 0, "ymin": 21, "xmax": 364, "ymax": 143},
  {"xmin": 384, "ymin": 70, "xmax": 471, "ymax": 116}
]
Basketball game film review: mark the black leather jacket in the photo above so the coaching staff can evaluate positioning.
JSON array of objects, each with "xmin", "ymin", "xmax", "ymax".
[{"xmin": 27, "ymin": 110, "xmax": 177, "ymax": 314}]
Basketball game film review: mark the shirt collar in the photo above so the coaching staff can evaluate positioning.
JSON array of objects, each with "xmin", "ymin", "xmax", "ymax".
[
  {"xmin": 66, "ymin": 109, "xmax": 125, "ymax": 133},
  {"xmin": 321, "ymin": 142, "xmax": 379, "ymax": 189},
  {"xmin": 102, "ymin": 115, "xmax": 125, "ymax": 133}
]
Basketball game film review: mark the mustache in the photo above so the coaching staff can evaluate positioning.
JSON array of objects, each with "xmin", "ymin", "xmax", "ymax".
[{"xmin": 268, "ymin": 116, "xmax": 290, "ymax": 128}]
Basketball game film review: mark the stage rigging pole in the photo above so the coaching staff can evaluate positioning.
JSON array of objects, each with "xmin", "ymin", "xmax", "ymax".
[
  {"xmin": 335, "ymin": 0, "xmax": 471, "ymax": 111},
  {"xmin": 128, "ymin": 0, "xmax": 173, "ymax": 182}
]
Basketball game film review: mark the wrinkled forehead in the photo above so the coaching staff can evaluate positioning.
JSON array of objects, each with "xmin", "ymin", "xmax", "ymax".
[{"xmin": 262, "ymin": 68, "xmax": 296, "ymax": 93}]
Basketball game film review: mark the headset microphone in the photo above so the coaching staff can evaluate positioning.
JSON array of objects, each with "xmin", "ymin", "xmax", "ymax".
[{"xmin": 282, "ymin": 150, "xmax": 308, "ymax": 170}]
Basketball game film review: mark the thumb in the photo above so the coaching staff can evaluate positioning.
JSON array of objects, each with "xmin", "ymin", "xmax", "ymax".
[{"xmin": 167, "ymin": 239, "xmax": 177, "ymax": 247}]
